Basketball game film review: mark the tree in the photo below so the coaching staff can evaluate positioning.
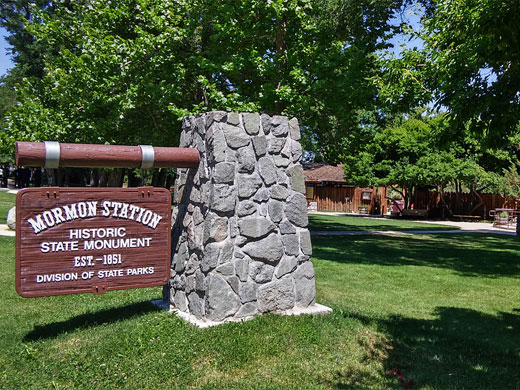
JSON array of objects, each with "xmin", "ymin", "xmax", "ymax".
[
  {"xmin": 0, "ymin": 0, "xmax": 54, "ymax": 79},
  {"xmin": 1, "ymin": 0, "xmax": 407, "ymax": 161},
  {"xmin": 419, "ymin": 0, "xmax": 520, "ymax": 147},
  {"xmin": 342, "ymin": 110, "xmax": 512, "ymax": 212},
  {"xmin": 499, "ymin": 165, "xmax": 520, "ymax": 200},
  {"xmin": 0, "ymin": 75, "xmax": 16, "ymax": 121},
  {"xmin": 343, "ymin": 111, "xmax": 440, "ymax": 208}
]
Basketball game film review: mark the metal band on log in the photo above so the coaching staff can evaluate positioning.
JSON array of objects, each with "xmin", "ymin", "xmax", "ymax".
[
  {"xmin": 139, "ymin": 145, "xmax": 155, "ymax": 169},
  {"xmin": 44, "ymin": 141, "xmax": 60, "ymax": 169},
  {"xmin": 16, "ymin": 142, "xmax": 200, "ymax": 169}
]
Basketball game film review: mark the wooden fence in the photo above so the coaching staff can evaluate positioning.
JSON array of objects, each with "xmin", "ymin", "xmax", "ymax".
[
  {"xmin": 414, "ymin": 190, "xmax": 520, "ymax": 218},
  {"xmin": 307, "ymin": 184, "xmax": 519, "ymax": 218},
  {"xmin": 312, "ymin": 186, "xmax": 355, "ymax": 212},
  {"xmin": 308, "ymin": 185, "xmax": 388, "ymax": 214}
]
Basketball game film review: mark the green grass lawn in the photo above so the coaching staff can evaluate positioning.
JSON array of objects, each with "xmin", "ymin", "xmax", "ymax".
[
  {"xmin": 313, "ymin": 233, "xmax": 520, "ymax": 389},
  {"xmin": 1, "ymin": 232, "xmax": 519, "ymax": 389},
  {"xmin": 309, "ymin": 213, "xmax": 459, "ymax": 232},
  {"xmin": 0, "ymin": 191, "xmax": 16, "ymax": 224}
]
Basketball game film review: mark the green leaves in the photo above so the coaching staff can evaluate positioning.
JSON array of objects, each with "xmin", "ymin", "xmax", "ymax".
[
  {"xmin": 4, "ymin": 0, "xmax": 198, "ymax": 149},
  {"xmin": 342, "ymin": 109, "xmax": 513, "ymax": 208},
  {"xmin": 420, "ymin": 0, "xmax": 520, "ymax": 147},
  {"xmin": 2, "ymin": 0, "xmax": 406, "ymax": 160}
]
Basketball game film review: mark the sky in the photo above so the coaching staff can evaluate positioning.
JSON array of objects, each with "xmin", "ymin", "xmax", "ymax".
[
  {"xmin": 387, "ymin": 5, "xmax": 424, "ymax": 56},
  {"xmin": 0, "ymin": 26, "xmax": 14, "ymax": 77}
]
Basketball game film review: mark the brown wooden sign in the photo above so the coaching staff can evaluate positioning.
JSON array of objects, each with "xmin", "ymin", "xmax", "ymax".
[{"xmin": 16, "ymin": 187, "xmax": 171, "ymax": 297}]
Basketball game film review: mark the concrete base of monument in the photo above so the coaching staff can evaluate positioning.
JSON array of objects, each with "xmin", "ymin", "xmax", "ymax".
[{"xmin": 151, "ymin": 299, "xmax": 332, "ymax": 328}]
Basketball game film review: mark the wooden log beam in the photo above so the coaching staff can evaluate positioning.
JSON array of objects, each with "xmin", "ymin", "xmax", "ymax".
[{"xmin": 16, "ymin": 142, "xmax": 200, "ymax": 169}]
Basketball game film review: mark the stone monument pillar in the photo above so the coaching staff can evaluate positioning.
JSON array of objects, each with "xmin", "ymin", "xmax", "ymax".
[{"xmin": 167, "ymin": 112, "xmax": 330, "ymax": 326}]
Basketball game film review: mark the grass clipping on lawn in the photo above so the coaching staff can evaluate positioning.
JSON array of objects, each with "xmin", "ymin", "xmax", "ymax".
[{"xmin": 1, "ymin": 229, "xmax": 520, "ymax": 389}]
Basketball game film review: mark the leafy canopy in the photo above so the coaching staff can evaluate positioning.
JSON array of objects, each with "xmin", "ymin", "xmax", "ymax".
[
  {"xmin": 2, "ymin": 0, "xmax": 406, "ymax": 159},
  {"xmin": 420, "ymin": 0, "xmax": 520, "ymax": 146},
  {"xmin": 342, "ymin": 109, "xmax": 511, "ymax": 208}
]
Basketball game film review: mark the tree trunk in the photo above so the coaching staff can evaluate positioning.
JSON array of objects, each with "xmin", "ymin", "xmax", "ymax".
[
  {"xmin": 45, "ymin": 169, "xmax": 57, "ymax": 186},
  {"xmin": 165, "ymin": 171, "xmax": 174, "ymax": 191},
  {"xmin": 274, "ymin": 16, "xmax": 288, "ymax": 114},
  {"xmin": 156, "ymin": 168, "xmax": 168, "ymax": 188},
  {"xmin": 127, "ymin": 169, "xmax": 141, "ymax": 187},
  {"xmin": 99, "ymin": 170, "xmax": 109, "ymax": 187},
  {"xmin": 90, "ymin": 169, "xmax": 100, "ymax": 187},
  {"xmin": 469, "ymin": 185, "xmax": 484, "ymax": 216},
  {"xmin": 389, "ymin": 185, "xmax": 406, "ymax": 212},
  {"xmin": 438, "ymin": 184, "xmax": 453, "ymax": 219},
  {"xmin": 197, "ymin": 12, "xmax": 211, "ymax": 107},
  {"xmin": 404, "ymin": 192, "xmax": 409, "ymax": 209},
  {"xmin": 150, "ymin": 169, "xmax": 159, "ymax": 187},
  {"xmin": 403, "ymin": 184, "xmax": 413, "ymax": 209},
  {"xmin": 106, "ymin": 168, "xmax": 125, "ymax": 187},
  {"xmin": 454, "ymin": 180, "xmax": 462, "ymax": 214},
  {"xmin": 54, "ymin": 169, "xmax": 65, "ymax": 186},
  {"xmin": 65, "ymin": 168, "xmax": 87, "ymax": 187}
]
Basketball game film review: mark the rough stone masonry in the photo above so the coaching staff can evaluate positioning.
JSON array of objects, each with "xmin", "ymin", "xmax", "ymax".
[{"xmin": 167, "ymin": 112, "xmax": 326, "ymax": 325}]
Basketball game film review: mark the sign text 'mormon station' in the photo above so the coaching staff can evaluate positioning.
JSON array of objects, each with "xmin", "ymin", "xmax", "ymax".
[{"xmin": 27, "ymin": 200, "xmax": 163, "ymax": 234}]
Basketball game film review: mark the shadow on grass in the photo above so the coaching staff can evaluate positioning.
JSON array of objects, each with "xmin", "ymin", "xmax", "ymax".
[
  {"xmin": 24, "ymin": 300, "xmax": 160, "ymax": 341},
  {"xmin": 375, "ymin": 307, "xmax": 520, "ymax": 389},
  {"xmin": 312, "ymin": 233, "xmax": 520, "ymax": 277}
]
